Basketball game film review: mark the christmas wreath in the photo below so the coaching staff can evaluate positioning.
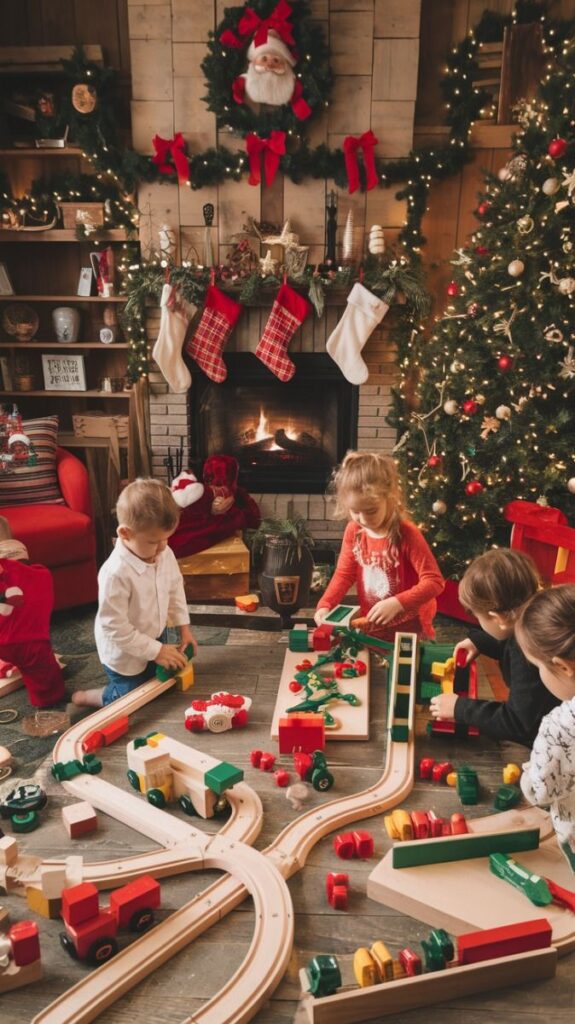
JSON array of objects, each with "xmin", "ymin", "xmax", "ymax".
[{"xmin": 201, "ymin": 0, "xmax": 332, "ymax": 139}]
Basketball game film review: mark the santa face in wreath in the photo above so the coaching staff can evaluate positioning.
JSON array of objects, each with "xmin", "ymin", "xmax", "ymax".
[{"xmin": 244, "ymin": 31, "xmax": 296, "ymax": 106}]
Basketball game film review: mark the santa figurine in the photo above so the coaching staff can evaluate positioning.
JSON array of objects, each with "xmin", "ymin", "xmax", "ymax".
[
  {"xmin": 232, "ymin": 30, "xmax": 311, "ymax": 119},
  {"xmin": 170, "ymin": 471, "xmax": 205, "ymax": 510}
]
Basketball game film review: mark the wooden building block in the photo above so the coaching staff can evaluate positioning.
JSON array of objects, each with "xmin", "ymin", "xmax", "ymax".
[
  {"xmin": 39, "ymin": 864, "xmax": 67, "ymax": 899},
  {"xmin": 392, "ymin": 827, "xmax": 540, "ymax": 869},
  {"xmin": 0, "ymin": 836, "xmax": 18, "ymax": 867},
  {"xmin": 458, "ymin": 918, "xmax": 552, "ymax": 965},
  {"xmin": 0, "ymin": 955, "xmax": 42, "ymax": 994},
  {"xmin": 278, "ymin": 713, "xmax": 325, "ymax": 755},
  {"xmin": 62, "ymin": 802, "xmax": 98, "ymax": 839},
  {"xmin": 64, "ymin": 856, "xmax": 83, "ymax": 888},
  {"xmin": 271, "ymin": 649, "xmax": 370, "ymax": 742},
  {"xmin": 25, "ymin": 887, "xmax": 62, "ymax": 920}
]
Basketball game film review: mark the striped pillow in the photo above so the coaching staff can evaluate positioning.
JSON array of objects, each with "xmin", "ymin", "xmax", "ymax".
[{"xmin": 0, "ymin": 415, "xmax": 64, "ymax": 507}]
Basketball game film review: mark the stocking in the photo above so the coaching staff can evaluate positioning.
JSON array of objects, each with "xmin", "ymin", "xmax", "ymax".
[
  {"xmin": 326, "ymin": 282, "xmax": 389, "ymax": 385},
  {"xmin": 152, "ymin": 283, "xmax": 195, "ymax": 393},
  {"xmin": 185, "ymin": 285, "xmax": 242, "ymax": 383},
  {"xmin": 255, "ymin": 284, "xmax": 312, "ymax": 382}
]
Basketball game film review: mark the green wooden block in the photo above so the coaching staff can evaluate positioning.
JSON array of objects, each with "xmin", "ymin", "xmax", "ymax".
[
  {"xmin": 392, "ymin": 827, "xmax": 540, "ymax": 869},
  {"xmin": 397, "ymin": 662, "xmax": 413, "ymax": 685},
  {"xmin": 420, "ymin": 680, "xmax": 442, "ymax": 699},
  {"xmin": 324, "ymin": 605, "xmax": 355, "ymax": 623},
  {"xmin": 391, "ymin": 724, "xmax": 409, "ymax": 742},
  {"xmin": 205, "ymin": 761, "xmax": 244, "ymax": 795},
  {"xmin": 394, "ymin": 693, "xmax": 411, "ymax": 717},
  {"xmin": 418, "ymin": 642, "xmax": 454, "ymax": 681}
]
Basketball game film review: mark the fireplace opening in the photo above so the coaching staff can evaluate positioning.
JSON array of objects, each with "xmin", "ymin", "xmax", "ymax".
[{"xmin": 189, "ymin": 354, "xmax": 358, "ymax": 493}]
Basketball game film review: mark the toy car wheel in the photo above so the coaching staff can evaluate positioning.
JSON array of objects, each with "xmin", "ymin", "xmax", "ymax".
[
  {"xmin": 126, "ymin": 770, "xmax": 141, "ymax": 792},
  {"xmin": 213, "ymin": 796, "xmax": 231, "ymax": 818},
  {"xmin": 179, "ymin": 794, "xmax": 197, "ymax": 816},
  {"xmin": 60, "ymin": 932, "xmax": 79, "ymax": 960},
  {"xmin": 11, "ymin": 810, "xmax": 40, "ymax": 832},
  {"xmin": 86, "ymin": 936, "xmax": 118, "ymax": 966},
  {"xmin": 204, "ymin": 712, "xmax": 231, "ymax": 733},
  {"xmin": 129, "ymin": 907, "xmax": 154, "ymax": 933},
  {"xmin": 147, "ymin": 788, "xmax": 166, "ymax": 808},
  {"xmin": 311, "ymin": 769, "xmax": 334, "ymax": 792}
]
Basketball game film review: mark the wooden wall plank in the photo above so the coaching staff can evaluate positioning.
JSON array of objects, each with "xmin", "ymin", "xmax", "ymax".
[
  {"xmin": 74, "ymin": 0, "xmax": 124, "ymax": 69},
  {"xmin": 128, "ymin": 3, "xmax": 171, "ymax": 39},
  {"xmin": 130, "ymin": 38, "xmax": 173, "ymax": 99},
  {"xmin": 131, "ymin": 98, "xmax": 173, "ymax": 151},
  {"xmin": 374, "ymin": 0, "xmax": 421, "ymax": 38},
  {"xmin": 498, "ymin": 23, "xmax": 544, "ymax": 124},
  {"xmin": 284, "ymin": 176, "xmax": 326, "ymax": 250},
  {"xmin": 373, "ymin": 39, "xmax": 419, "ymax": 101},
  {"xmin": 328, "ymin": 76, "xmax": 372, "ymax": 133},
  {"xmin": 39, "ymin": 0, "xmax": 76, "ymax": 43},
  {"xmin": 172, "ymin": 0, "xmax": 214, "ymax": 42},
  {"xmin": 371, "ymin": 101, "xmax": 415, "ymax": 156},
  {"xmin": 330, "ymin": 12, "xmax": 374, "ymax": 76}
]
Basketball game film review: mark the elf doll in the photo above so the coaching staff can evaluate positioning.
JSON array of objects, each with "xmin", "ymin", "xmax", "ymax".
[{"xmin": 0, "ymin": 518, "xmax": 64, "ymax": 707}]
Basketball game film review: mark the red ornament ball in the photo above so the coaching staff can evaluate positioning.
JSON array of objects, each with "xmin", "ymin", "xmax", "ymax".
[
  {"xmin": 428, "ymin": 454, "xmax": 443, "ymax": 469},
  {"xmin": 548, "ymin": 138, "xmax": 568, "ymax": 159},
  {"xmin": 475, "ymin": 246, "xmax": 489, "ymax": 256},
  {"xmin": 497, "ymin": 354, "xmax": 514, "ymax": 372},
  {"xmin": 462, "ymin": 399, "xmax": 479, "ymax": 416},
  {"xmin": 477, "ymin": 201, "xmax": 490, "ymax": 216},
  {"xmin": 446, "ymin": 281, "xmax": 459, "ymax": 297},
  {"xmin": 465, "ymin": 480, "xmax": 484, "ymax": 496}
]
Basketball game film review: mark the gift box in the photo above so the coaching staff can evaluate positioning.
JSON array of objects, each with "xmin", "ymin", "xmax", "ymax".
[{"xmin": 178, "ymin": 534, "xmax": 250, "ymax": 601}]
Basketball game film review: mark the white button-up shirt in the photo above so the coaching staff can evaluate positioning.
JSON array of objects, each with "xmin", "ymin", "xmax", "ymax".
[{"xmin": 94, "ymin": 540, "xmax": 190, "ymax": 675}]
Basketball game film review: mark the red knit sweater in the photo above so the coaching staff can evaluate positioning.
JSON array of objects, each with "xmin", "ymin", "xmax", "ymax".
[{"xmin": 317, "ymin": 520, "xmax": 444, "ymax": 639}]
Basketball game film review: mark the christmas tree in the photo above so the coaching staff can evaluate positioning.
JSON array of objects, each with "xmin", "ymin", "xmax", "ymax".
[{"xmin": 393, "ymin": 31, "xmax": 575, "ymax": 580}]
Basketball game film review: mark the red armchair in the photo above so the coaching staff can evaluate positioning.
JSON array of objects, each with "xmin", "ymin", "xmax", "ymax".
[{"xmin": 0, "ymin": 447, "xmax": 98, "ymax": 610}]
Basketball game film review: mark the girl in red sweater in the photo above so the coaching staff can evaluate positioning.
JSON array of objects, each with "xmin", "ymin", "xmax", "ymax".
[{"xmin": 315, "ymin": 452, "xmax": 444, "ymax": 640}]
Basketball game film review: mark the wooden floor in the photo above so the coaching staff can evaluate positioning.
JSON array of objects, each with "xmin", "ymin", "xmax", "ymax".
[{"xmin": 1, "ymin": 634, "xmax": 572, "ymax": 1024}]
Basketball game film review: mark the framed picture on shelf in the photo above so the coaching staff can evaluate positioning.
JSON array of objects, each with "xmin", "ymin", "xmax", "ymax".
[
  {"xmin": 42, "ymin": 353, "xmax": 86, "ymax": 392},
  {"xmin": 77, "ymin": 267, "xmax": 95, "ymax": 296},
  {"xmin": 0, "ymin": 263, "xmax": 14, "ymax": 296}
]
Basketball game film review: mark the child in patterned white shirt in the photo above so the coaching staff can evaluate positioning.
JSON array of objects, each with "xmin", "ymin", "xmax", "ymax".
[{"xmin": 516, "ymin": 584, "xmax": 575, "ymax": 871}]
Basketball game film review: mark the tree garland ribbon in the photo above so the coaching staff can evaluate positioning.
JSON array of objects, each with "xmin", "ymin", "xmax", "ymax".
[
  {"xmin": 221, "ymin": 0, "xmax": 297, "ymax": 54},
  {"xmin": 246, "ymin": 130, "xmax": 286, "ymax": 186},
  {"xmin": 151, "ymin": 133, "xmax": 189, "ymax": 185},
  {"xmin": 343, "ymin": 131, "xmax": 379, "ymax": 194}
]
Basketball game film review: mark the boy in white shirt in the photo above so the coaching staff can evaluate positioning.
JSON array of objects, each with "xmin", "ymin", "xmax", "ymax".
[{"xmin": 73, "ymin": 478, "xmax": 197, "ymax": 708}]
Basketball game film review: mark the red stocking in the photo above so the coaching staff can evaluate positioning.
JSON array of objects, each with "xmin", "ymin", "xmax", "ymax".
[
  {"xmin": 255, "ymin": 284, "xmax": 312, "ymax": 382},
  {"xmin": 185, "ymin": 285, "xmax": 242, "ymax": 383}
]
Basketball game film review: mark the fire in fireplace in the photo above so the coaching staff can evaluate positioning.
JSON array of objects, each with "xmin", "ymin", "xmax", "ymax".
[{"xmin": 189, "ymin": 354, "xmax": 358, "ymax": 493}]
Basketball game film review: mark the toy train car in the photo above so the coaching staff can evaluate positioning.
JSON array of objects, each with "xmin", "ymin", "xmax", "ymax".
[
  {"xmin": 126, "ymin": 731, "xmax": 243, "ymax": 818},
  {"xmin": 60, "ymin": 877, "xmax": 160, "ymax": 966}
]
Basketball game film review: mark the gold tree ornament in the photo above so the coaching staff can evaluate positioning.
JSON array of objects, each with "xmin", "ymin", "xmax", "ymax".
[{"xmin": 71, "ymin": 83, "xmax": 98, "ymax": 114}]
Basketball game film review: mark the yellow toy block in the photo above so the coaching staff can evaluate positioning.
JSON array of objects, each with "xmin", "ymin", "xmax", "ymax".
[
  {"xmin": 384, "ymin": 809, "xmax": 413, "ymax": 841},
  {"xmin": 503, "ymin": 763, "xmax": 521, "ymax": 785},
  {"xmin": 371, "ymin": 940, "xmax": 394, "ymax": 982},
  {"xmin": 431, "ymin": 657, "xmax": 455, "ymax": 693},
  {"xmin": 384, "ymin": 814, "xmax": 400, "ymax": 840},
  {"xmin": 353, "ymin": 947, "xmax": 379, "ymax": 987},
  {"xmin": 174, "ymin": 663, "xmax": 195, "ymax": 692},
  {"xmin": 26, "ymin": 887, "xmax": 61, "ymax": 919}
]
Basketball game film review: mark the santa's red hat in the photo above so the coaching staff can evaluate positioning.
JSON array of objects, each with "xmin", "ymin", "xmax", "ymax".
[
  {"xmin": 171, "ymin": 471, "xmax": 205, "ymax": 509},
  {"xmin": 248, "ymin": 30, "xmax": 295, "ymax": 66}
]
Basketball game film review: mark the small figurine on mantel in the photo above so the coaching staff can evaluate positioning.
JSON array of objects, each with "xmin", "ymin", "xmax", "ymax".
[
  {"xmin": 325, "ymin": 190, "xmax": 338, "ymax": 266},
  {"xmin": 368, "ymin": 224, "xmax": 385, "ymax": 257},
  {"xmin": 262, "ymin": 221, "xmax": 308, "ymax": 277}
]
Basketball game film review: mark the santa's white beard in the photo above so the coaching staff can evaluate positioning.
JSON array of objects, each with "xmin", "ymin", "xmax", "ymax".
[{"xmin": 245, "ymin": 65, "xmax": 296, "ymax": 106}]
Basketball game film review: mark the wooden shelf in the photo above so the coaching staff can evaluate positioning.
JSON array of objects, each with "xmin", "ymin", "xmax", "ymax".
[
  {"xmin": 0, "ymin": 342, "xmax": 130, "ymax": 349},
  {"xmin": 0, "ymin": 147, "xmax": 85, "ymax": 157},
  {"xmin": 0, "ymin": 389, "xmax": 130, "ymax": 398},
  {"xmin": 0, "ymin": 229, "xmax": 129, "ymax": 242},
  {"xmin": 59, "ymin": 431, "xmax": 128, "ymax": 449},
  {"xmin": 0, "ymin": 295, "xmax": 126, "ymax": 302}
]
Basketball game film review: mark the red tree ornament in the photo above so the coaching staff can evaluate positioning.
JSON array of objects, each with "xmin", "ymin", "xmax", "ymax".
[
  {"xmin": 467, "ymin": 302, "xmax": 481, "ymax": 318},
  {"xmin": 475, "ymin": 245, "xmax": 489, "ymax": 256},
  {"xmin": 497, "ymin": 354, "xmax": 514, "ymax": 372},
  {"xmin": 446, "ymin": 281, "xmax": 459, "ymax": 297},
  {"xmin": 462, "ymin": 399, "xmax": 479, "ymax": 416},
  {"xmin": 428, "ymin": 454, "xmax": 443, "ymax": 469},
  {"xmin": 477, "ymin": 201, "xmax": 490, "ymax": 216},
  {"xmin": 548, "ymin": 138, "xmax": 568, "ymax": 159},
  {"xmin": 465, "ymin": 480, "xmax": 484, "ymax": 496}
]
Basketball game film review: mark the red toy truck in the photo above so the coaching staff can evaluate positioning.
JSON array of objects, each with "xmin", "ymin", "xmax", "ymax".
[{"xmin": 60, "ymin": 876, "xmax": 160, "ymax": 965}]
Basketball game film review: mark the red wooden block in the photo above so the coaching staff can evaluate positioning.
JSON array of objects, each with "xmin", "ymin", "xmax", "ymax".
[
  {"xmin": 410, "ymin": 811, "xmax": 430, "ymax": 840},
  {"xmin": 334, "ymin": 832, "xmax": 356, "ymax": 859},
  {"xmin": 100, "ymin": 716, "xmax": 129, "ymax": 746},
  {"xmin": 450, "ymin": 812, "xmax": 469, "ymax": 835},
  {"xmin": 312, "ymin": 626, "xmax": 333, "ymax": 652},
  {"xmin": 62, "ymin": 801, "xmax": 98, "ymax": 839},
  {"xmin": 330, "ymin": 884, "xmax": 348, "ymax": 910},
  {"xmin": 419, "ymin": 757, "xmax": 435, "ymax": 780},
  {"xmin": 66, "ymin": 909, "xmax": 117, "ymax": 960},
  {"xmin": 278, "ymin": 713, "xmax": 325, "ymax": 755},
  {"xmin": 326, "ymin": 872, "xmax": 349, "ymax": 900},
  {"xmin": 352, "ymin": 830, "xmax": 374, "ymax": 858},
  {"xmin": 275, "ymin": 769, "xmax": 290, "ymax": 787},
  {"xmin": 61, "ymin": 882, "xmax": 99, "ymax": 927},
  {"xmin": 293, "ymin": 751, "xmax": 313, "ymax": 780},
  {"xmin": 82, "ymin": 730, "xmax": 104, "ymax": 753},
  {"xmin": 427, "ymin": 811, "xmax": 445, "ymax": 838},
  {"xmin": 458, "ymin": 918, "xmax": 552, "ymax": 965},
  {"xmin": 8, "ymin": 920, "xmax": 40, "ymax": 965},
  {"xmin": 398, "ymin": 947, "xmax": 422, "ymax": 976},
  {"xmin": 110, "ymin": 875, "xmax": 160, "ymax": 929},
  {"xmin": 259, "ymin": 752, "xmax": 276, "ymax": 771},
  {"xmin": 431, "ymin": 761, "xmax": 454, "ymax": 783},
  {"xmin": 250, "ymin": 750, "xmax": 262, "ymax": 768}
]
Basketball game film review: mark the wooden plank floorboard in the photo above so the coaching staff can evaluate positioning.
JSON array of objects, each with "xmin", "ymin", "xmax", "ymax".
[{"xmin": 0, "ymin": 636, "xmax": 567, "ymax": 1024}]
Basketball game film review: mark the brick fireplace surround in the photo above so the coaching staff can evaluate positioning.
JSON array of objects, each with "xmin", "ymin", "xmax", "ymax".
[{"xmin": 147, "ymin": 303, "xmax": 399, "ymax": 542}]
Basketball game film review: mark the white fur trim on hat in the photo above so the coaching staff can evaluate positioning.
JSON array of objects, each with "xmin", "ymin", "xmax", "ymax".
[
  {"xmin": 248, "ymin": 30, "xmax": 295, "ymax": 66},
  {"xmin": 8, "ymin": 433, "xmax": 30, "ymax": 446},
  {"xmin": 171, "ymin": 471, "xmax": 205, "ymax": 509}
]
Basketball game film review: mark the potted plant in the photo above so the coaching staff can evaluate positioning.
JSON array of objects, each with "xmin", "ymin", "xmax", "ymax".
[{"xmin": 248, "ymin": 515, "xmax": 314, "ymax": 627}]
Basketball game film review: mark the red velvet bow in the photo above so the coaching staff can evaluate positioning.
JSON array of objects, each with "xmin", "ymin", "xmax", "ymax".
[
  {"xmin": 221, "ymin": 0, "xmax": 296, "ymax": 54},
  {"xmin": 291, "ymin": 80, "xmax": 312, "ymax": 121},
  {"xmin": 246, "ymin": 131, "xmax": 286, "ymax": 187},
  {"xmin": 151, "ymin": 133, "xmax": 190, "ymax": 185},
  {"xmin": 343, "ymin": 131, "xmax": 379, "ymax": 194}
]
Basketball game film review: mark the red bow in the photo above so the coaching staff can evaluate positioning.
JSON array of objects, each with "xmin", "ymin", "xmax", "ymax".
[
  {"xmin": 343, "ymin": 131, "xmax": 379, "ymax": 194},
  {"xmin": 246, "ymin": 131, "xmax": 286, "ymax": 187},
  {"xmin": 151, "ymin": 133, "xmax": 190, "ymax": 185},
  {"xmin": 221, "ymin": 0, "xmax": 296, "ymax": 54}
]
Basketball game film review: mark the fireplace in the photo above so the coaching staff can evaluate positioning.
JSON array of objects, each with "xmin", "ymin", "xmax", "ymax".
[{"xmin": 189, "ymin": 354, "xmax": 358, "ymax": 493}]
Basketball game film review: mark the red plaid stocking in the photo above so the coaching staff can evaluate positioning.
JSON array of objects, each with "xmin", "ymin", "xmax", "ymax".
[
  {"xmin": 255, "ymin": 284, "xmax": 312, "ymax": 382},
  {"xmin": 185, "ymin": 285, "xmax": 242, "ymax": 383}
]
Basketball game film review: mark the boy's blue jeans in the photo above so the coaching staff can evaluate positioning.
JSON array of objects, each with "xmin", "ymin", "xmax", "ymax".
[{"xmin": 102, "ymin": 627, "xmax": 179, "ymax": 705}]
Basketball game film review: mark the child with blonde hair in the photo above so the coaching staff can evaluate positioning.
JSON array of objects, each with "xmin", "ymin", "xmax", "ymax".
[
  {"xmin": 73, "ymin": 478, "xmax": 197, "ymax": 708},
  {"xmin": 516, "ymin": 584, "xmax": 575, "ymax": 869},
  {"xmin": 315, "ymin": 451, "xmax": 444, "ymax": 639},
  {"xmin": 430, "ymin": 548, "xmax": 558, "ymax": 745}
]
